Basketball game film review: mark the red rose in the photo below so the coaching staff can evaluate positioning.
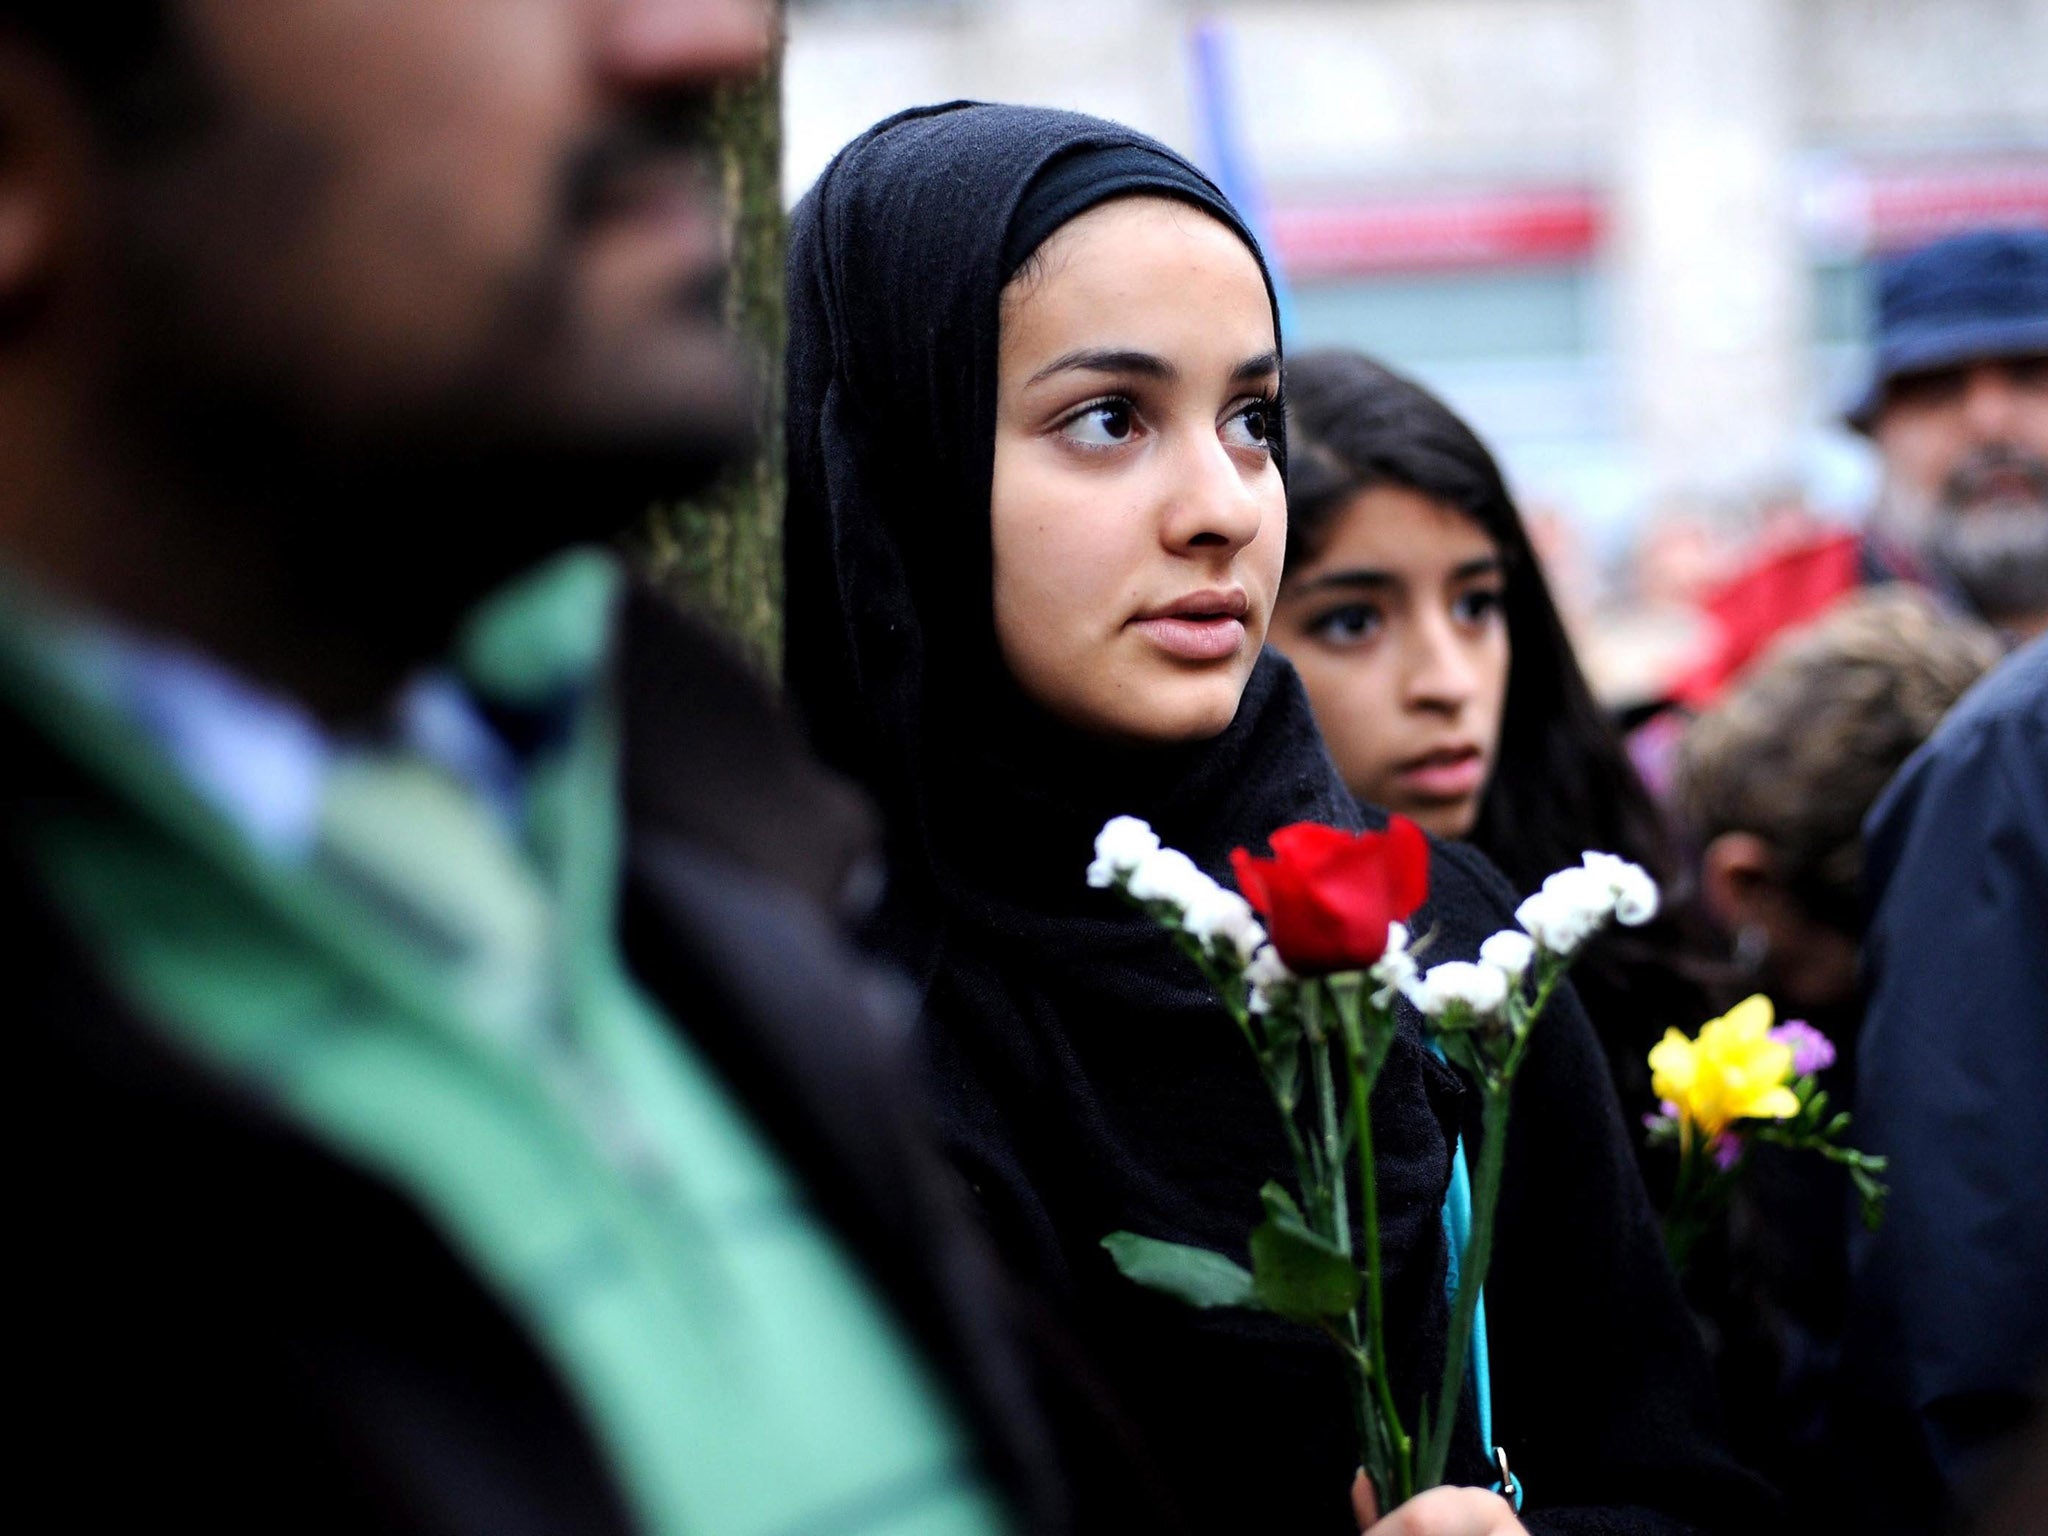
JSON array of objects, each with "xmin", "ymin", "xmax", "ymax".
[{"xmin": 1230, "ymin": 817, "xmax": 1430, "ymax": 976}]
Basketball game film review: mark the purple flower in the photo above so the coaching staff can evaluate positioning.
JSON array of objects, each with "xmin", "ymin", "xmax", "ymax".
[
  {"xmin": 1710, "ymin": 1132, "xmax": 1746, "ymax": 1171},
  {"xmin": 1770, "ymin": 1020, "xmax": 1837, "ymax": 1077}
]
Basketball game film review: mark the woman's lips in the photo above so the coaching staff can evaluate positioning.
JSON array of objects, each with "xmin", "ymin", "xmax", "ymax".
[
  {"xmin": 1132, "ymin": 614, "xmax": 1248, "ymax": 661},
  {"xmin": 1132, "ymin": 588, "xmax": 1251, "ymax": 661},
  {"xmin": 1394, "ymin": 748, "xmax": 1486, "ymax": 800}
]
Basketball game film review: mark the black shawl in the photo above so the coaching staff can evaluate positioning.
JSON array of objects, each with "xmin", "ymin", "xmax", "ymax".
[{"xmin": 784, "ymin": 102, "xmax": 1773, "ymax": 1535}]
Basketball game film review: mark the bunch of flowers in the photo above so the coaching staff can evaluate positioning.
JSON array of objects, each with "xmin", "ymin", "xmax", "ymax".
[
  {"xmin": 1089, "ymin": 814, "xmax": 1657, "ymax": 1510},
  {"xmin": 1644, "ymin": 995, "xmax": 1887, "ymax": 1272}
]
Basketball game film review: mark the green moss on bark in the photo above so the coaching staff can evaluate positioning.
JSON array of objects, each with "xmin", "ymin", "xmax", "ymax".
[{"xmin": 633, "ymin": 7, "xmax": 786, "ymax": 678}]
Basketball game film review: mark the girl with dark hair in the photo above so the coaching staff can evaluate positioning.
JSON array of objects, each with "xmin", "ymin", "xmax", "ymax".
[
  {"xmin": 1269, "ymin": 350, "xmax": 1718, "ymax": 1121},
  {"xmin": 784, "ymin": 105, "xmax": 1770, "ymax": 1536}
]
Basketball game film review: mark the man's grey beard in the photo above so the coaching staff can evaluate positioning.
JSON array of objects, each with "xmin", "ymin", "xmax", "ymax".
[
  {"xmin": 1928, "ymin": 501, "xmax": 2048, "ymax": 624},
  {"xmin": 1924, "ymin": 449, "xmax": 2048, "ymax": 625}
]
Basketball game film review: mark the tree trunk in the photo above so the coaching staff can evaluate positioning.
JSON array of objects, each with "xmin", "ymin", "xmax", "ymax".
[{"xmin": 632, "ymin": 4, "xmax": 787, "ymax": 678}]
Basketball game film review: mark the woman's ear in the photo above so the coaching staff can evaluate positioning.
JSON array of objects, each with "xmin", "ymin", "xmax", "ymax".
[{"xmin": 1699, "ymin": 830, "xmax": 1778, "ymax": 933}]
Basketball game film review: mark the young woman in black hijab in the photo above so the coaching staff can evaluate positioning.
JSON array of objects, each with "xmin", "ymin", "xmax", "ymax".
[{"xmin": 784, "ymin": 102, "xmax": 1772, "ymax": 1536}]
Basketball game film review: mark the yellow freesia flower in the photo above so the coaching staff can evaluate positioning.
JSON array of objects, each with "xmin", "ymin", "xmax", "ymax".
[{"xmin": 1648, "ymin": 994, "xmax": 1799, "ymax": 1140}]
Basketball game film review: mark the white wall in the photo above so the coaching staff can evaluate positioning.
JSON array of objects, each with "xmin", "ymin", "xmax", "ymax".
[{"xmin": 785, "ymin": 0, "xmax": 2048, "ymax": 525}]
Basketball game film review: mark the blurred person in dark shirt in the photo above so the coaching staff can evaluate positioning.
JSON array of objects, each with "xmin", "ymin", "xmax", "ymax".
[
  {"xmin": 1832, "ymin": 629, "xmax": 2048, "ymax": 1535},
  {"xmin": 1669, "ymin": 589, "xmax": 2000, "ymax": 1521},
  {"xmin": 1676, "ymin": 589, "xmax": 2000, "ymax": 1030},
  {"xmin": 0, "ymin": 5, "xmax": 1074, "ymax": 1533}
]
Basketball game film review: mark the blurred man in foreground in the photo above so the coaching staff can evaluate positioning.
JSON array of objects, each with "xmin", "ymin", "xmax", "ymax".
[{"xmin": 2, "ymin": 5, "xmax": 1050, "ymax": 1532}]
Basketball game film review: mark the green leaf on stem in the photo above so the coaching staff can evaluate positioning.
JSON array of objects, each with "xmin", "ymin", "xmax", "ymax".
[
  {"xmin": 1102, "ymin": 1232, "xmax": 1260, "ymax": 1310},
  {"xmin": 1250, "ymin": 1183, "xmax": 1363, "ymax": 1323},
  {"xmin": 1432, "ymin": 1028, "xmax": 1491, "ymax": 1087},
  {"xmin": 1267, "ymin": 1043, "xmax": 1302, "ymax": 1108},
  {"xmin": 1848, "ymin": 1164, "xmax": 1890, "ymax": 1229},
  {"xmin": 1260, "ymin": 1180, "xmax": 1309, "ymax": 1227}
]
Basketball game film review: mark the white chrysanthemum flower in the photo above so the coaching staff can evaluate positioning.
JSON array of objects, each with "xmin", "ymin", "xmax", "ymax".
[
  {"xmin": 1478, "ymin": 929, "xmax": 1535, "ymax": 981},
  {"xmin": 1182, "ymin": 883, "xmax": 1266, "ymax": 965},
  {"xmin": 1373, "ymin": 949, "xmax": 1419, "ymax": 1009},
  {"xmin": 1515, "ymin": 864, "xmax": 1616, "ymax": 957},
  {"xmin": 1408, "ymin": 960, "xmax": 1509, "ymax": 1020},
  {"xmin": 1515, "ymin": 888, "xmax": 1597, "ymax": 958},
  {"xmin": 1125, "ymin": 846, "xmax": 1210, "ymax": 910},
  {"xmin": 1088, "ymin": 815, "xmax": 1163, "ymax": 888},
  {"xmin": 1245, "ymin": 944, "xmax": 1295, "ymax": 1015},
  {"xmin": 1370, "ymin": 921, "xmax": 1417, "ymax": 1007},
  {"xmin": 1581, "ymin": 850, "xmax": 1659, "ymax": 927},
  {"xmin": 1542, "ymin": 864, "xmax": 1616, "ymax": 923}
]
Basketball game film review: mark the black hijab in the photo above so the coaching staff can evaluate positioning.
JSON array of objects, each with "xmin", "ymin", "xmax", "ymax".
[
  {"xmin": 787, "ymin": 102, "xmax": 1285, "ymax": 874},
  {"xmin": 784, "ymin": 103, "xmax": 1770, "ymax": 1536}
]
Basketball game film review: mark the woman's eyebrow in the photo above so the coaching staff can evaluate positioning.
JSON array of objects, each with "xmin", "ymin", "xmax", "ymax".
[
  {"xmin": 1289, "ymin": 567, "xmax": 1396, "ymax": 596},
  {"xmin": 1233, "ymin": 350, "xmax": 1281, "ymax": 383},
  {"xmin": 1292, "ymin": 554, "xmax": 1503, "ymax": 598},
  {"xmin": 1027, "ymin": 347, "xmax": 1174, "ymax": 387}
]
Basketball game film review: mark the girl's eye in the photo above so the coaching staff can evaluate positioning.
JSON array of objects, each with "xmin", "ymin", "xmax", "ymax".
[
  {"xmin": 1453, "ymin": 588, "xmax": 1505, "ymax": 626},
  {"xmin": 1221, "ymin": 399, "xmax": 1276, "ymax": 452},
  {"xmin": 1058, "ymin": 399, "xmax": 1137, "ymax": 448},
  {"xmin": 1310, "ymin": 603, "xmax": 1383, "ymax": 647}
]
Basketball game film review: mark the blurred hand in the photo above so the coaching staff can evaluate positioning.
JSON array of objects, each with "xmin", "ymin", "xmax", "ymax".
[{"xmin": 1352, "ymin": 1472, "xmax": 1528, "ymax": 1535}]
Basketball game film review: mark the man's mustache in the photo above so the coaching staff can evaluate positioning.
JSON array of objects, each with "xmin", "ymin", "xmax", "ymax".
[
  {"xmin": 560, "ymin": 93, "xmax": 721, "ymax": 232},
  {"xmin": 1943, "ymin": 446, "xmax": 2048, "ymax": 513}
]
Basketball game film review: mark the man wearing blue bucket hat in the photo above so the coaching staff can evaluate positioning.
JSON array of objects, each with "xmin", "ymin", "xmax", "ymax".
[
  {"xmin": 1670, "ymin": 229, "xmax": 2045, "ymax": 706},
  {"xmin": 1827, "ymin": 230, "xmax": 2048, "ymax": 1533},
  {"xmin": 1851, "ymin": 228, "xmax": 2048, "ymax": 640}
]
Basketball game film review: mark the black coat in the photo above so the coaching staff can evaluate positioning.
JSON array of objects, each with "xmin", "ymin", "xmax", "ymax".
[
  {"xmin": 887, "ymin": 730, "xmax": 1779, "ymax": 1536},
  {"xmin": 1832, "ymin": 632, "xmax": 2048, "ymax": 1532}
]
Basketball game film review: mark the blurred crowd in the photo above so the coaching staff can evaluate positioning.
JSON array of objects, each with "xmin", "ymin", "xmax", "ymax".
[
  {"xmin": 1267, "ymin": 225, "xmax": 2047, "ymax": 1532},
  {"xmin": 2, "ymin": 4, "xmax": 2042, "ymax": 1536}
]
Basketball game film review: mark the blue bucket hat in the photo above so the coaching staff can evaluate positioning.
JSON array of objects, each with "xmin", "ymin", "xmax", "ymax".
[{"xmin": 1846, "ymin": 227, "xmax": 2048, "ymax": 432}]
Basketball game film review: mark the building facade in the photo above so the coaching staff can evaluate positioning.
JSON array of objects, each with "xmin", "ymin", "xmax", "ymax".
[{"xmin": 786, "ymin": 0, "xmax": 2048, "ymax": 553}]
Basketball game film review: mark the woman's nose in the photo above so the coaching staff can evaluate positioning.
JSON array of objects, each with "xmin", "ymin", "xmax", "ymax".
[
  {"xmin": 597, "ymin": 0, "xmax": 772, "ymax": 93},
  {"xmin": 1404, "ymin": 613, "xmax": 1480, "ymax": 710},
  {"xmin": 1160, "ymin": 434, "xmax": 1268, "ymax": 554}
]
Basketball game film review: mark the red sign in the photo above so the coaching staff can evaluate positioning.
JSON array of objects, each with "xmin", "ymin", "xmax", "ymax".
[
  {"xmin": 1273, "ymin": 160, "xmax": 2048, "ymax": 278},
  {"xmin": 1805, "ymin": 161, "xmax": 2048, "ymax": 254},
  {"xmin": 1270, "ymin": 188, "xmax": 1603, "ymax": 277}
]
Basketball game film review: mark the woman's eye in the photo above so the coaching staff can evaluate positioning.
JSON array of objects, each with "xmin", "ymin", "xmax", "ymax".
[
  {"xmin": 1058, "ymin": 399, "xmax": 1137, "ymax": 448},
  {"xmin": 1310, "ymin": 603, "xmax": 1382, "ymax": 646},
  {"xmin": 1453, "ymin": 588, "xmax": 1505, "ymax": 626},
  {"xmin": 1221, "ymin": 399, "xmax": 1275, "ymax": 451}
]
